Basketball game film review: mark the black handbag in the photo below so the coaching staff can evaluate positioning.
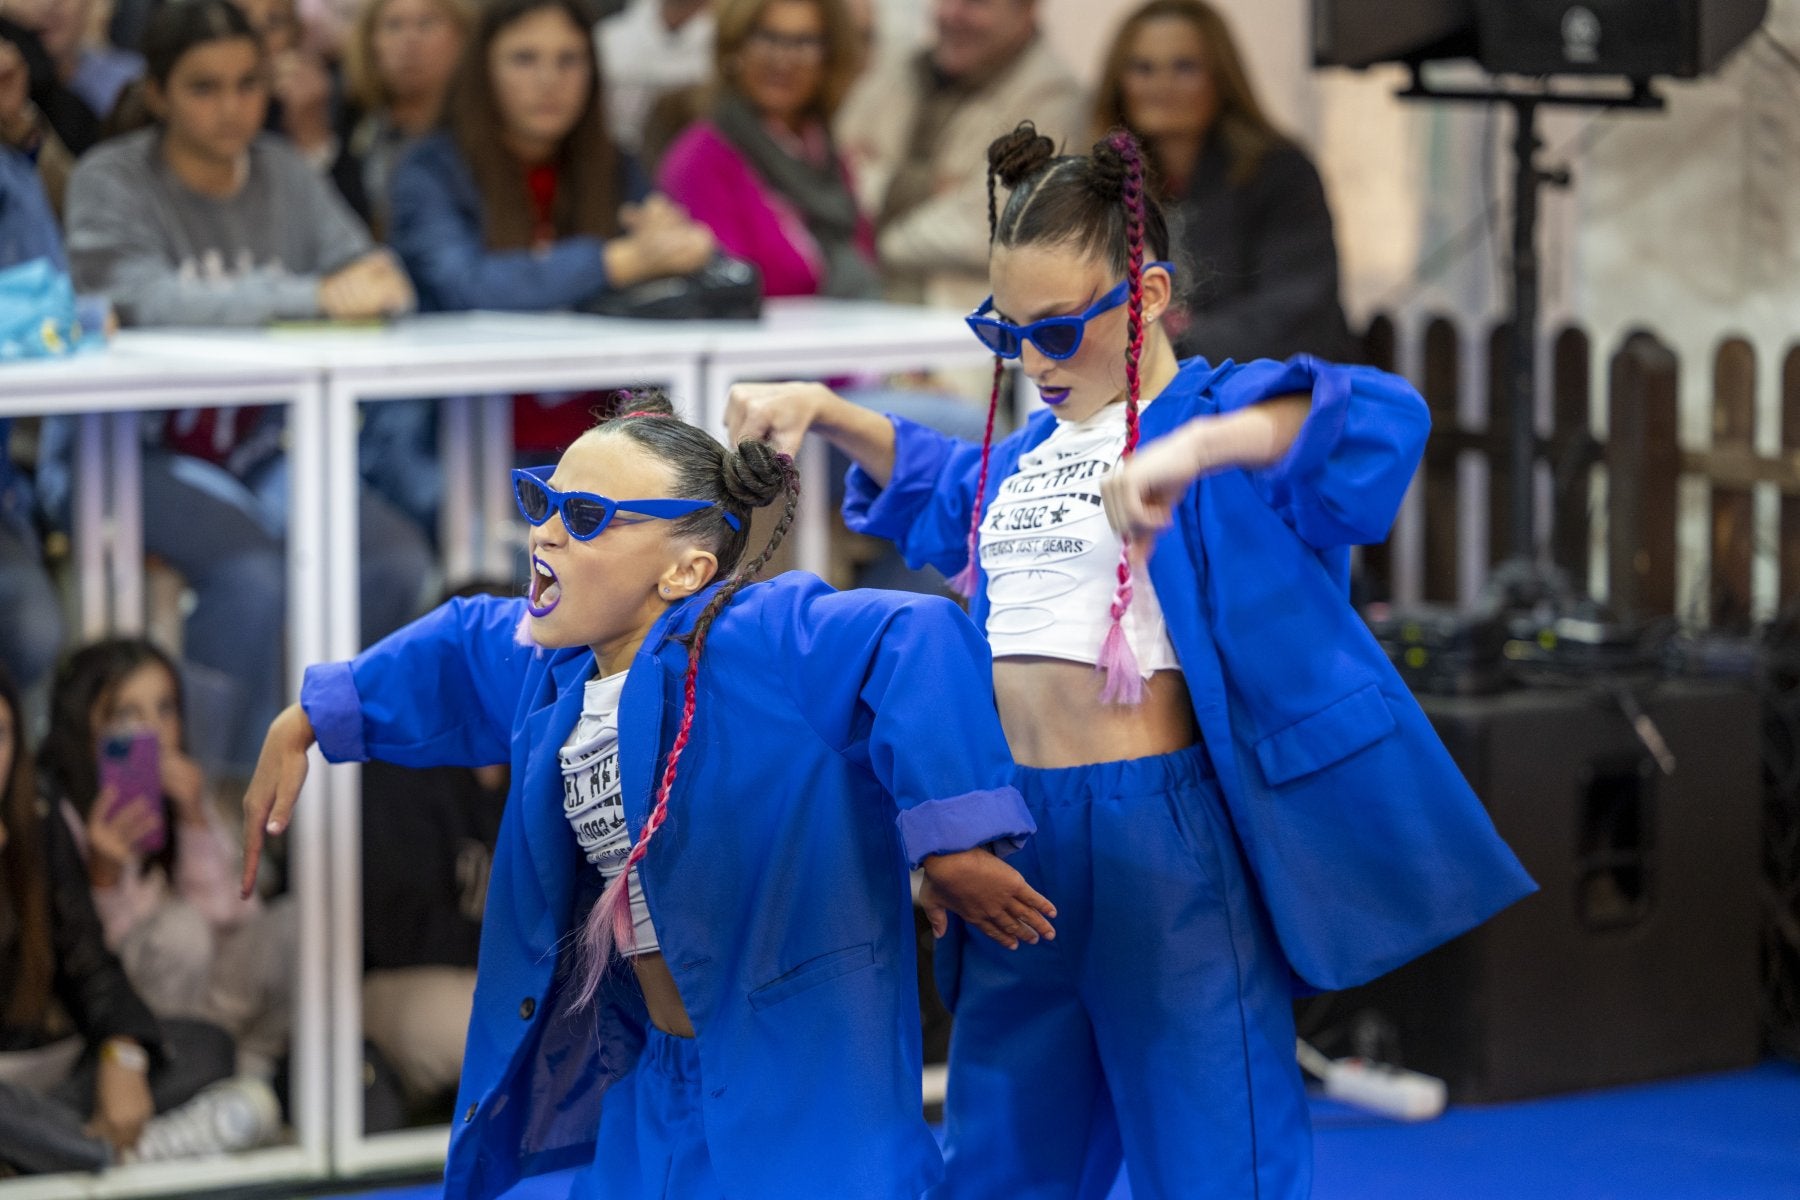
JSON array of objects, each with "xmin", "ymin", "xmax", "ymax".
[{"xmin": 580, "ymin": 255, "xmax": 763, "ymax": 321}]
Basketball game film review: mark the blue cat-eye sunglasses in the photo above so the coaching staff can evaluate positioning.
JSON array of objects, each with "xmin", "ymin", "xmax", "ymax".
[
  {"xmin": 512, "ymin": 466, "xmax": 742, "ymax": 541},
  {"xmin": 966, "ymin": 261, "xmax": 1176, "ymax": 361}
]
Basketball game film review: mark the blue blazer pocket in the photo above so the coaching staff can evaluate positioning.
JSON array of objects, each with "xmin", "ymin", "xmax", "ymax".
[
  {"xmin": 748, "ymin": 943, "xmax": 877, "ymax": 1012},
  {"xmin": 1253, "ymin": 682, "xmax": 1396, "ymax": 786}
]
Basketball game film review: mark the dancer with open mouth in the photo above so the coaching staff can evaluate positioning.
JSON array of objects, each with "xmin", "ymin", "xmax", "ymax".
[
  {"xmin": 238, "ymin": 393, "xmax": 1049, "ymax": 1200},
  {"xmin": 727, "ymin": 124, "xmax": 1534, "ymax": 1199}
]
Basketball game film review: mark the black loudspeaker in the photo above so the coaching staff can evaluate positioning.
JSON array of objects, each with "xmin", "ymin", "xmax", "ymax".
[
  {"xmin": 1312, "ymin": 0, "xmax": 1478, "ymax": 69},
  {"xmin": 1476, "ymin": 0, "xmax": 1769, "ymax": 78},
  {"xmin": 1312, "ymin": 0, "xmax": 1767, "ymax": 77},
  {"xmin": 1315, "ymin": 682, "xmax": 1762, "ymax": 1103}
]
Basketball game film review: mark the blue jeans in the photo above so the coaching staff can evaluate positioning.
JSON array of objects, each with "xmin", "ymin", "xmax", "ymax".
[{"xmin": 142, "ymin": 451, "xmax": 433, "ymax": 773}]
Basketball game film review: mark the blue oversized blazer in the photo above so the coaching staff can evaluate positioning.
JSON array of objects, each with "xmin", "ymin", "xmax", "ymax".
[
  {"xmin": 844, "ymin": 355, "xmax": 1536, "ymax": 995},
  {"xmin": 301, "ymin": 576, "xmax": 1035, "ymax": 1200}
]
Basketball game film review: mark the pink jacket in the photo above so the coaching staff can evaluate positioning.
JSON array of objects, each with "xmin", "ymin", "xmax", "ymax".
[{"xmin": 659, "ymin": 120, "xmax": 875, "ymax": 299}]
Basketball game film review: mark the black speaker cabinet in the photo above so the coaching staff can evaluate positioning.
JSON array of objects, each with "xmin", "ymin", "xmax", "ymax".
[
  {"xmin": 1475, "ymin": 0, "xmax": 1768, "ymax": 78},
  {"xmin": 1322, "ymin": 682, "xmax": 1762, "ymax": 1103}
]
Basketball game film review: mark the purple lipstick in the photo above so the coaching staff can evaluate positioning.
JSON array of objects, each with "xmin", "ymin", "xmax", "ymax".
[
  {"xmin": 528, "ymin": 556, "xmax": 562, "ymax": 617},
  {"xmin": 1040, "ymin": 385, "xmax": 1071, "ymax": 406}
]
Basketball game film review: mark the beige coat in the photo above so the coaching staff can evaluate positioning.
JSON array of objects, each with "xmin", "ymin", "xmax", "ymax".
[{"xmin": 837, "ymin": 36, "xmax": 1088, "ymax": 314}]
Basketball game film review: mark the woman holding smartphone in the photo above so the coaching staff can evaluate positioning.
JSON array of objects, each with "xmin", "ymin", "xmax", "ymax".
[{"xmin": 39, "ymin": 639, "xmax": 292, "ymax": 1078}]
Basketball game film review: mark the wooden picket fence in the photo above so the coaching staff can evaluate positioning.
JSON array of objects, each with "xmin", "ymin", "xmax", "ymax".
[{"xmin": 1358, "ymin": 314, "xmax": 1798, "ymax": 631}]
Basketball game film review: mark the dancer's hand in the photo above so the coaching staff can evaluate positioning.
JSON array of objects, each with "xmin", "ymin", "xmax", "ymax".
[
  {"xmin": 240, "ymin": 704, "xmax": 315, "ymax": 899},
  {"xmin": 1100, "ymin": 422, "xmax": 1208, "ymax": 541},
  {"xmin": 919, "ymin": 847, "xmax": 1056, "ymax": 950},
  {"xmin": 1102, "ymin": 399, "xmax": 1313, "ymax": 540},
  {"xmin": 724, "ymin": 381, "xmax": 835, "ymax": 457}
]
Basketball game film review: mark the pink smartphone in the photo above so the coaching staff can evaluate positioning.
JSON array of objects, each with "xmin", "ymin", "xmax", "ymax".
[{"xmin": 99, "ymin": 730, "xmax": 167, "ymax": 857}]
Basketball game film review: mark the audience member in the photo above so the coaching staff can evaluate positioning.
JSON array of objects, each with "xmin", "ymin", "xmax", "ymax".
[
  {"xmin": 358, "ymin": 590, "xmax": 508, "ymax": 1120},
  {"xmin": 596, "ymin": 0, "xmax": 711, "ymax": 153},
  {"xmin": 659, "ymin": 0, "xmax": 876, "ymax": 299},
  {"xmin": 0, "ymin": 21, "xmax": 79, "ymax": 211},
  {"xmin": 389, "ymin": 0, "xmax": 713, "ymax": 313},
  {"xmin": 0, "ymin": 148, "xmax": 64, "ymax": 719},
  {"xmin": 0, "ymin": 662, "xmax": 278, "ymax": 1174},
  {"xmin": 35, "ymin": 0, "xmax": 142, "ymax": 122},
  {"xmin": 1095, "ymin": 0, "xmax": 1356, "ymax": 362},
  {"xmin": 0, "ymin": 0, "xmax": 98, "ymax": 155},
  {"xmin": 61, "ymin": 0, "xmax": 431, "ymax": 768},
  {"xmin": 836, "ymin": 0, "xmax": 1083, "ymax": 310},
  {"xmin": 335, "ymin": 0, "xmax": 471, "ymax": 233},
  {"xmin": 226, "ymin": 0, "xmax": 338, "ymax": 170},
  {"xmin": 38, "ymin": 639, "xmax": 296, "ymax": 1080}
]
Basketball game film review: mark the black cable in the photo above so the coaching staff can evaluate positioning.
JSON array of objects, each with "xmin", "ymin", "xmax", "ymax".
[{"xmin": 1369, "ymin": 107, "xmax": 1621, "ymax": 314}]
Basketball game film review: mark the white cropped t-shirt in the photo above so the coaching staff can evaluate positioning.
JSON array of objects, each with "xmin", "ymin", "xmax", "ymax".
[
  {"xmin": 558, "ymin": 670, "xmax": 658, "ymax": 956},
  {"xmin": 979, "ymin": 400, "xmax": 1181, "ymax": 677}
]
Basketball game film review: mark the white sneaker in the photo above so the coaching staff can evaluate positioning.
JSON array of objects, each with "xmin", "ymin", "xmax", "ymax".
[{"xmin": 128, "ymin": 1076, "xmax": 283, "ymax": 1163}]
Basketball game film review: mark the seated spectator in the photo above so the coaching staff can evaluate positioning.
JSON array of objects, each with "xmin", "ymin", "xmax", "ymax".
[
  {"xmin": 0, "ymin": 663, "xmax": 278, "ymax": 1174},
  {"xmin": 597, "ymin": 0, "xmax": 712, "ymax": 154},
  {"xmin": 38, "ymin": 639, "xmax": 295, "ymax": 1080},
  {"xmin": 1094, "ymin": 0, "xmax": 1356, "ymax": 363},
  {"xmin": 389, "ymin": 0, "xmax": 714, "ymax": 313},
  {"xmin": 62, "ymin": 0, "xmax": 433, "ymax": 766},
  {"xmin": 358, "ymin": 582, "xmax": 508, "ymax": 1116},
  {"xmin": 36, "ymin": 0, "xmax": 143, "ymax": 122},
  {"xmin": 836, "ymin": 0, "xmax": 1084, "ymax": 311},
  {"xmin": 0, "ymin": 145, "xmax": 65, "ymax": 717},
  {"xmin": 334, "ymin": 0, "xmax": 472, "ymax": 234},
  {"xmin": 0, "ymin": 21, "xmax": 80, "ymax": 211},
  {"xmin": 659, "ymin": 0, "xmax": 877, "ymax": 299},
  {"xmin": 0, "ymin": 0, "xmax": 98, "ymax": 156}
]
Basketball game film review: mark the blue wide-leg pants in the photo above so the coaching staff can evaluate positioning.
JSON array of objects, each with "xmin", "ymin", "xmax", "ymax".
[{"xmin": 932, "ymin": 745, "xmax": 1311, "ymax": 1200}]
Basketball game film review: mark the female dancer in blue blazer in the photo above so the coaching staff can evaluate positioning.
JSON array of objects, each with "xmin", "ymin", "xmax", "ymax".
[
  {"xmin": 727, "ymin": 125, "xmax": 1536, "ymax": 1199},
  {"xmin": 238, "ymin": 395, "xmax": 1053, "ymax": 1200}
]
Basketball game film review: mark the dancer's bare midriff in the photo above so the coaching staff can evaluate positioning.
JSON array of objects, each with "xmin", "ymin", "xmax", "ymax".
[
  {"xmin": 629, "ymin": 952, "xmax": 697, "ymax": 1038},
  {"xmin": 994, "ymin": 658, "xmax": 1198, "ymax": 769}
]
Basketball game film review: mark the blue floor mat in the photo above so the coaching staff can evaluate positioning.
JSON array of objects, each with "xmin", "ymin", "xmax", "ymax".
[{"xmin": 332, "ymin": 1062, "xmax": 1800, "ymax": 1200}]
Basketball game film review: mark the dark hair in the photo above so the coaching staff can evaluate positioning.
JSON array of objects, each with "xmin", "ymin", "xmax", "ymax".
[
  {"xmin": 572, "ymin": 392, "xmax": 799, "ymax": 999},
  {"xmin": 143, "ymin": 0, "xmax": 262, "ymax": 87},
  {"xmin": 0, "ymin": 664, "xmax": 53, "ymax": 1031},
  {"xmin": 953, "ymin": 121, "xmax": 1164, "ymax": 704},
  {"xmin": 1093, "ymin": 0, "xmax": 1287, "ymax": 191},
  {"xmin": 39, "ymin": 640, "xmax": 186, "ymax": 879},
  {"xmin": 443, "ymin": 0, "xmax": 621, "ymax": 250}
]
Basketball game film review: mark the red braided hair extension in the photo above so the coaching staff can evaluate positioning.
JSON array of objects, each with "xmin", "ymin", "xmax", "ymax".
[
  {"xmin": 1095, "ymin": 129, "xmax": 1149, "ymax": 706},
  {"xmin": 947, "ymin": 156, "xmax": 1013, "ymax": 599},
  {"xmin": 946, "ymin": 358, "xmax": 1004, "ymax": 597}
]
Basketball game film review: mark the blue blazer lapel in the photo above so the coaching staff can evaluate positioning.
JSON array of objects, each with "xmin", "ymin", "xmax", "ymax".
[
  {"xmin": 617, "ymin": 648, "xmax": 667, "ymax": 839},
  {"xmin": 515, "ymin": 651, "xmax": 594, "ymax": 943}
]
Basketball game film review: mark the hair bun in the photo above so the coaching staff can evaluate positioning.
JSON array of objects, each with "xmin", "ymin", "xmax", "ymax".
[
  {"xmin": 1087, "ymin": 130, "xmax": 1143, "ymax": 202},
  {"xmin": 988, "ymin": 122, "xmax": 1057, "ymax": 190},
  {"xmin": 721, "ymin": 440, "xmax": 792, "ymax": 510}
]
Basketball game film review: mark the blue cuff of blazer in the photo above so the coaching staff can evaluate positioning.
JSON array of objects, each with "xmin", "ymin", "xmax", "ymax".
[
  {"xmin": 1256, "ymin": 355, "xmax": 1352, "ymax": 498},
  {"xmin": 841, "ymin": 415, "xmax": 952, "ymax": 544},
  {"xmin": 897, "ymin": 786, "xmax": 1035, "ymax": 868},
  {"xmin": 301, "ymin": 662, "xmax": 367, "ymax": 763}
]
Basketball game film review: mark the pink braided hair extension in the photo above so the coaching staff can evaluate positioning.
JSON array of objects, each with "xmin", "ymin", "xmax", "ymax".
[{"xmin": 1095, "ymin": 130, "xmax": 1149, "ymax": 706}]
